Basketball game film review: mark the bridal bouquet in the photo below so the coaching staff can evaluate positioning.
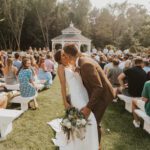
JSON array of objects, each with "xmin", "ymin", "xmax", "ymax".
[{"xmin": 61, "ymin": 107, "xmax": 90, "ymax": 140}]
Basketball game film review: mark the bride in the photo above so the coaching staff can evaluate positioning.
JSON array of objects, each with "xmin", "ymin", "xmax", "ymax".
[{"xmin": 49, "ymin": 50, "xmax": 99, "ymax": 150}]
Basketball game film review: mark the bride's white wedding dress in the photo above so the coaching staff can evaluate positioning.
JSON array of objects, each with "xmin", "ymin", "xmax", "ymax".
[{"xmin": 49, "ymin": 68, "xmax": 99, "ymax": 150}]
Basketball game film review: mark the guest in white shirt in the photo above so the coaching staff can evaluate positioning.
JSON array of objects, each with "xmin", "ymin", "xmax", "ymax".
[{"xmin": 119, "ymin": 54, "xmax": 129, "ymax": 70}]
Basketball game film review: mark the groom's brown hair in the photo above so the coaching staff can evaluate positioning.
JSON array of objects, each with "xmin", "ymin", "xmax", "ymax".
[{"xmin": 63, "ymin": 44, "xmax": 79, "ymax": 57}]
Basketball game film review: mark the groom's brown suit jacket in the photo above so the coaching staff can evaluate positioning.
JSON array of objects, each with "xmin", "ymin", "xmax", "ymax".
[{"xmin": 78, "ymin": 56, "xmax": 115, "ymax": 124}]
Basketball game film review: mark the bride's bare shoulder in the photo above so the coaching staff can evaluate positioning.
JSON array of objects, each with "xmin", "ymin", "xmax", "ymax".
[{"xmin": 58, "ymin": 64, "xmax": 65, "ymax": 73}]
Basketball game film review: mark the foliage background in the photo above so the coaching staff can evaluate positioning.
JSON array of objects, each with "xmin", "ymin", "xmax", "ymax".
[{"xmin": 0, "ymin": 0, "xmax": 150, "ymax": 51}]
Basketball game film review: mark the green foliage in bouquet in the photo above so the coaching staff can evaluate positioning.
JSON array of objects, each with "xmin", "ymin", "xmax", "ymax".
[{"xmin": 61, "ymin": 107, "xmax": 90, "ymax": 140}]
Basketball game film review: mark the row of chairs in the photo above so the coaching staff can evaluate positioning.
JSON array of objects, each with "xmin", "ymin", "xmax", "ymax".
[{"xmin": 117, "ymin": 94, "xmax": 150, "ymax": 134}]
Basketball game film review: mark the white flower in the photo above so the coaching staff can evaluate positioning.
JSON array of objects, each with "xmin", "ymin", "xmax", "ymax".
[
  {"xmin": 66, "ymin": 122, "xmax": 72, "ymax": 129},
  {"xmin": 62, "ymin": 119, "xmax": 69, "ymax": 126},
  {"xmin": 81, "ymin": 119, "xmax": 87, "ymax": 126},
  {"xmin": 76, "ymin": 119, "xmax": 81, "ymax": 126},
  {"xmin": 63, "ymin": 119, "xmax": 69, "ymax": 124}
]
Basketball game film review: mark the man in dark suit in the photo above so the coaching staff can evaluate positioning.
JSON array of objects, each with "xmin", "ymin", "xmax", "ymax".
[{"xmin": 63, "ymin": 44, "xmax": 115, "ymax": 145}]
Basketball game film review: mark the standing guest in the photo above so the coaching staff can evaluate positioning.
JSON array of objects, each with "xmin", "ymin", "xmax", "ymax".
[
  {"xmin": 118, "ymin": 58, "xmax": 147, "ymax": 97},
  {"xmin": 3, "ymin": 58, "xmax": 18, "ymax": 85},
  {"xmin": 132, "ymin": 81, "xmax": 150, "ymax": 127},
  {"xmin": 107, "ymin": 59, "xmax": 122, "ymax": 87},
  {"xmin": 45, "ymin": 54, "xmax": 56, "ymax": 80},
  {"xmin": 38, "ymin": 56, "xmax": 52, "ymax": 88},
  {"xmin": 13, "ymin": 53, "xmax": 22, "ymax": 70},
  {"xmin": 18, "ymin": 58, "xmax": 38, "ymax": 109}
]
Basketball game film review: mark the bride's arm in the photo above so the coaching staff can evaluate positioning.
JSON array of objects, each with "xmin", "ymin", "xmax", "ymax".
[{"xmin": 58, "ymin": 65, "xmax": 70, "ymax": 109}]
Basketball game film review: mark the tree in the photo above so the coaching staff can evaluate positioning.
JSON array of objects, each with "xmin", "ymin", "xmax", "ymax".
[
  {"xmin": 2, "ymin": 0, "xmax": 28, "ymax": 50},
  {"xmin": 34, "ymin": 0, "xmax": 57, "ymax": 47}
]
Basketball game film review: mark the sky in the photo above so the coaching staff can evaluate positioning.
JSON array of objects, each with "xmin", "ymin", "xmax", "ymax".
[{"xmin": 90, "ymin": 0, "xmax": 150, "ymax": 10}]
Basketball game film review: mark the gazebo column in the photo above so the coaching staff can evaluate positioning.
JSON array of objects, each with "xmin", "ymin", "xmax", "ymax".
[
  {"xmin": 78, "ymin": 42, "xmax": 81, "ymax": 52},
  {"xmin": 62, "ymin": 42, "xmax": 65, "ymax": 49},
  {"xmin": 87, "ymin": 43, "xmax": 91, "ymax": 54},
  {"xmin": 52, "ymin": 42, "xmax": 55, "ymax": 51}
]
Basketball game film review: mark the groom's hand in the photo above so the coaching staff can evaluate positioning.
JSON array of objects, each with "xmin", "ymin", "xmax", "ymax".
[
  {"xmin": 81, "ymin": 107, "xmax": 91, "ymax": 119},
  {"xmin": 65, "ymin": 102, "xmax": 71, "ymax": 109}
]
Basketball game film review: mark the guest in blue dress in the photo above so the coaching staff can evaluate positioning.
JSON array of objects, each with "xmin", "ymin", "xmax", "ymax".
[
  {"xmin": 18, "ymin": 58, "xmax": 38, "ymax": 108},
  {"xmin": 38, "ymin": 56, "xmax": 52, "ymax": 88}
]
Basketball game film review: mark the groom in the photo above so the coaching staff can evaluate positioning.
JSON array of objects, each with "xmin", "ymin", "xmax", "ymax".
[{"xmin": 62, "ymin": 44, "xmax": 115, "ymax": 145}]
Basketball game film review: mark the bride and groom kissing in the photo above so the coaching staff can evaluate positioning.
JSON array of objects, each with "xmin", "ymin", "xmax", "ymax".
[{"xmin": 50, "ymin": 44, "xmax": 115, "ymax": 150}]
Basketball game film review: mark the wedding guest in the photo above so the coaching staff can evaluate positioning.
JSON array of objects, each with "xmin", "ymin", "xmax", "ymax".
[
  {"xmin": 13, "ymin": 53, "xmax": 22, "ymax": 70},
  {"xmin": 3, "ymin": 58, "xmax": 18, "ymax": 85},
  {"xmin": 104, "ymin": 56, "xmax": 113, "ymax": 75},
  {"xmin": 18, "ymin": 58, "xmax": 38, "ymax": 109},
  {"xmin": 118, "ymin": 58, "xmax": 147, "ymax": 97},
  {"xmin": 143, "ymin": 61, "xmax": 150, "ymax": 73},
  {"xmin": 0, "ymin": 62, "xmax": 4, "ymax": 78},
  {"xmin": 31, "ymin": 56, "xmax": 39, "ymax": 75},
  {"xmin": 107, "ymin": 59, "xmax": 122, "ymax": 87},
  {"xmin": 45, "ymin": 54, "xmax": 56, "ymax": 80},
  {"xmin": 38, "ymin": 56, "xmax": 52, "ymax": 88},
  {"xmin": 99, "ymin": 55, "xmax": 107, "ymax": 70},
  {"xmin": 119, "ymin": 54, "xmax": 129, "ymax": 70},
  {"xmin": 132, "ymin": 81, "xmax": 150, "ymax": 127},
  {"xmin": 0, "ymin": 93, "xmax": 7, "ymax": 108},
  {"xmin": 0, "ymin": 91, "xmax": 20, "ymax": 109}
]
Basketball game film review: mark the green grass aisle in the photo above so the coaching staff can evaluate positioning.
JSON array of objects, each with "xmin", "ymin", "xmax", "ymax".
[{"xmin": 0, "ymin": 77, "xmax": 150, "ymax": 150}]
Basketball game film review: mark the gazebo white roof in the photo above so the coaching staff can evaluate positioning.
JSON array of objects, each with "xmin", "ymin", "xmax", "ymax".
[
  {"xmin": 51, "ymin": 22, "xmax": 91, "ymax": 53},
  {"xmin": 61, "ymin": 22, "xmax": 81, "ymax": 35}
]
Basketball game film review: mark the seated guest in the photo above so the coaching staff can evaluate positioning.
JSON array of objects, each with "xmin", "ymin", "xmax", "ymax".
[
  {"xmin": 13, "ymin": 53, "xmax": 22, "ymax": 70},
  {"xmin": 118, "ymin": 58, "xmax": 147, "ymax": 97},
  {"xmin": 143, "ymin": 61, "xmax": 150, "ymax": 73},
  {"xmin": 38, "ymin": 56, "xmax": 52, "ymax": 88},
  {"xmin": 0, "ymin": 63, "xmax": 4, "ymax": 78},
  {"xmin": 132, "ymin": 81, "xmax": 150, "ymax": 127},
  {"xmin": 45, "ymin": 54, "xmax": 56, "ymax": 80},
  {"xmin": 107, "ymin": 59, "xmax": 122, "ymax": 87},
  {"xmin": 0, "ymin": 94, "xmax": 7, "ymax": 108},
  {"xmin": 0, "ymin": 91, "xmax": 20, "ymax": 109},
  {"xmin": 18, "ymin": 58, "xmax": 38, "ymax": 109},
  {"xmin": 119, "ymin": 54, "xmax": 129, "ymax": 70},
  {"xmin": 104, "ymin": 56, "xmax": 113, "ymax": 75},
  {"xmin": 99, "ymin": 55, "xmax": 107, "ymax": 70},
  {"xmin": 31, "ymin": 56, "xmax": 39, "ymax": 75},
  {"xmin": 147, "ymin": 71, "xmax": 150, "ymax": 80},
  {"xmin": 3, "ymin": 58, "xmax": 18, "ymax": 85},
  {"xmin": 30, "ymin": 56, "xmax": 46, "ymax": 88}
]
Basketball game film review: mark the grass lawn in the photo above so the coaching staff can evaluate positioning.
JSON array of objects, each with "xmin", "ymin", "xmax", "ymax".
[{"xmin": 0, "ymin": 76, "xmax": 150, "ymax": 150}]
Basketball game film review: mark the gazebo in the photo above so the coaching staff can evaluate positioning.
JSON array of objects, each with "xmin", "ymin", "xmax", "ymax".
[{"xmin": 51, "ymin": 22, "xmax": 91, "ymax": 53}]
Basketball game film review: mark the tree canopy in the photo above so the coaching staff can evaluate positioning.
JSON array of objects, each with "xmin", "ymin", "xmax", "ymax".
[{"xmin": 0, "ymin": 0, "xmax": 150, "ymax": 51}]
